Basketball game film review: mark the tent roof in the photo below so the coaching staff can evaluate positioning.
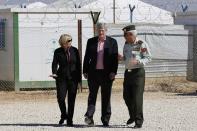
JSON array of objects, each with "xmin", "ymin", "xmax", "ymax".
[
  {"xmin": 48, "ymin": 0, "xmax": 96, "ymax": 8},
  {"xmin": 0, "ymin": 7, "xmax": 100, "ymax": 14},
  {"xmin": 26, "ymin": 2, "xmax": 47, "ymax": 9}
]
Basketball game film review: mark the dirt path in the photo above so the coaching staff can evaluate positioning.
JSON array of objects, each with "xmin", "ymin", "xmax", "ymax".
[{"xmin": 0, "ymin": 91, "xmax": 197, "ymax": 131}]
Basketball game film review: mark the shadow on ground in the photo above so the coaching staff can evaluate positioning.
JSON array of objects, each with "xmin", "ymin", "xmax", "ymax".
[
  {"xmin": 176, "ymin": 92, "xmax": 197, "ymax": 96},
  {"xmin": 0, "ymin": 123, "xmax": 134, "ymax": 128}
]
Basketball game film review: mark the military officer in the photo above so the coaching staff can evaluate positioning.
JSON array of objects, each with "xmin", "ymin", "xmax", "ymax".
[{"xmin": 121, "ymin": 25, "xmax": 151, "ymax": 128}]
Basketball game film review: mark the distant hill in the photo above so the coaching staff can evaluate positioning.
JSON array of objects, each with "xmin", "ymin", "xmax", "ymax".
[{"xmin": 141, "ymin": 0, "xmax": 197, "ymax": 12}]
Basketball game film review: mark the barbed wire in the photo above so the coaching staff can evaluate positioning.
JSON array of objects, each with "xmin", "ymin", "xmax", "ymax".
[{"xmin": 2, "ymin": 0, "xmax": 197, "ymax": 26}]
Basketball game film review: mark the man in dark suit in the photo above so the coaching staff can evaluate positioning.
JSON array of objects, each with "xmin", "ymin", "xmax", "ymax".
[
  {"xmin": 83, "ymin": 23, "xmax": 118, "ymax": 126},
  {"xmin": 51, "ymin": 34, "xmax": 81, "ymax": 126}
]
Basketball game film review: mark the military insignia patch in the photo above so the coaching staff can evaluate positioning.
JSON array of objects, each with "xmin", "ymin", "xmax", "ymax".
[{"xmin": 141, "ymin": 48, "xmax": 147, "ymax": 52}]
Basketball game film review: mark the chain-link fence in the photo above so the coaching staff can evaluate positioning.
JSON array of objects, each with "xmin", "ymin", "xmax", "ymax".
[
  {"xmin": 0, "ymin": 20, "xmax": 196, "ymax": 91},
  {"xmin": 1, "ymin": 0, "xmax": 197, "ymax": 91}
]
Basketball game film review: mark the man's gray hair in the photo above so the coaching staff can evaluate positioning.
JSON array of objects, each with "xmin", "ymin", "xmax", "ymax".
[
  {"xmin": 96, "ymin": 22, "xmax": 107, "ymax": 30},
  {"xmin": 129, "ymin": 30, "xmax": 137, "ymax": 36},
  {"xmin": 124, "ymin": 30, "xmax": 138, "ymax": 37}
]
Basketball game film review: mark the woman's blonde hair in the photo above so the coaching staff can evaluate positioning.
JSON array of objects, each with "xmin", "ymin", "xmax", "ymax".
[{"xmin": 59, "ymin": 34, "xmax": 72, "ymax": 47}]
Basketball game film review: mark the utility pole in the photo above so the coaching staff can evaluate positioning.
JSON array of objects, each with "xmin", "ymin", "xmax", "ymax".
[
  {"xmin": 78, "ymin": 19, "xmax": 82, "ymax": 92},
  {"xmin": 113, "ymin": 0, "xmax": 115, "ymax": 24}
]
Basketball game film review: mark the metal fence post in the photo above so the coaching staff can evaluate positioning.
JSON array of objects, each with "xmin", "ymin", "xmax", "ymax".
[
  {"xmin": 193, "ymin": 30, "xmax": 197, "ymax": 81},
  {"xmin": 90, "ymin": 11, "xmax": 101, "ymax": 36},
  {"xmin": 78, "ymin": 19, "xmax": 82, "ymax": 92}
]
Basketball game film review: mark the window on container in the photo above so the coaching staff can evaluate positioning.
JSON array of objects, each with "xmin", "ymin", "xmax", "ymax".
[{"xmin": 0, "ymin": 19, "xmax": 6, "ymax": 49}]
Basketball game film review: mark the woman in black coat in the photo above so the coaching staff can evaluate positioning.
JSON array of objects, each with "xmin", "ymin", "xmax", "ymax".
[{"xmin": 51, "ymin": 34, "xmax": 81, "ymax": 126}]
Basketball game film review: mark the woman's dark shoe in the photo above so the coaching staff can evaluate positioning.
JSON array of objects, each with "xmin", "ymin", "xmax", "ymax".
[{"xmin": 126, "ymin": 118, "xmax": 135, "ymax": 125}]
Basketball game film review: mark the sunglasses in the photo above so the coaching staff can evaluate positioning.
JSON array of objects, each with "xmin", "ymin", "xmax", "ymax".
[{"xmin": 67, "ymin": 39, "xmax": 72, "ymax": 42}]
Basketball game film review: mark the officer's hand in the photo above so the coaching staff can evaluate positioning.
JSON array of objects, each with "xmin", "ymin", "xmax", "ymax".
[
  {"xmin": 109, "ymin": 72, "xmax": 116, "ymax": 80},
  {"xmin": 131, "ymin": 59, "xmax": 139, "ymax": 65},
  {"xmin": 83, "ymin": 73, "xmax": 88, "ymax": 79}
]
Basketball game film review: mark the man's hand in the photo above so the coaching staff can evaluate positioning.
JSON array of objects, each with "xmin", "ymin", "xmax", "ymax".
[
  {"xmin": 118, "ymin": 54, "xmax": 124, "ymax": 61},
  {"xmin": 109, "ymin": 72, "xmax": 116, "ymax": 80},
  {"xmin": 83, "ymin": 73, "xmax": 88, "ymax": 79}
]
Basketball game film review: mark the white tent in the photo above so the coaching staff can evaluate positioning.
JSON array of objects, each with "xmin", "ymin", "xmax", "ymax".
[
  {"xmin": 47, "ymin": 0, "xmax": 174, "ymax": 24},
  {"xmin": 26, "ymin": 2, "xmax": 47, "ymax": 9},
  {"xmin": 0, "ymin": 1, "xmax": 48, "ymax": 9},
  {"xmin": 83, "ymin": 0, "xmax": 174, "ymax": 24},
  {"xmin": 48, "ymin": 0, "xmax": 96, "ymax": 8}
]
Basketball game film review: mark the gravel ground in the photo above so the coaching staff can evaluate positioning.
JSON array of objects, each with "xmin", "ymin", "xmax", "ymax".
[{"xmin": 0, "ymin": 91, "xmax": 197, "ymax": 131}]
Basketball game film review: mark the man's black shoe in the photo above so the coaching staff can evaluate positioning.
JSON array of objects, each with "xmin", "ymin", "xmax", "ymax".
[
  {"xmin": 134, "ymin": 124, "xmax": 142, "ymax": 128},
  {"xmin": 84, "ymin": 117, "xmax": 94, "ymax": 126},
  {"xmin": 102, "ymin": 122, "xmax": 109, "ymax": 127},
  {"xmin": 67, "ymin": 120, "xmax": 73, "ymax": 127},
  {"xmin": 59, "ymin": 118, "xmax": 65, "ymax": 125}
]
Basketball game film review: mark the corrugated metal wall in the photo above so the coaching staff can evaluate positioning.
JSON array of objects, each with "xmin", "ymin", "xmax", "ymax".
[
  {"xmin": 116, "ymin": 59, "xmax": 187, "ymax": 78},
  {"xmin": 107, "ymin": 24, "xmax": 192, "ymax": 78}
]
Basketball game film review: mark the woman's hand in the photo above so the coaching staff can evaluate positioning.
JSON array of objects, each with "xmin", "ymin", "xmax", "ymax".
[{"xmin": 49, "ymin": 74, "xmax": 58, "ymax": 79}]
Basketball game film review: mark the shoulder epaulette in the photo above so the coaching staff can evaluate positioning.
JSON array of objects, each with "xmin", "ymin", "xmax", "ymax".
[{"xmin": 137, "ymin": 40, "xmax": 143, "ymax": 45}]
